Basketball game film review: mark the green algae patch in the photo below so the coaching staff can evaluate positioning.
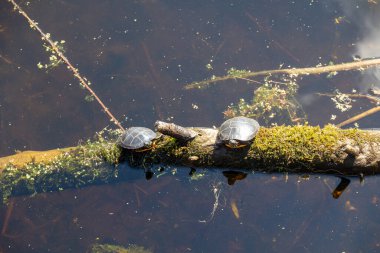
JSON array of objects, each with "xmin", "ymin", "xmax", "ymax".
[
  {"xmin": 89, "ymin": 244, "xmax": 152, "ymax": 253},
  {"xmin": 0, "ymin": 130, "xmax": 122, "ymax": 203}
]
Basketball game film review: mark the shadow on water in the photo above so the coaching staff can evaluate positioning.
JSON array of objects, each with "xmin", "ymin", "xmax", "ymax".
[{"xmin": 1, "ymin": 0, "xmax": 380, "ymax": 252}]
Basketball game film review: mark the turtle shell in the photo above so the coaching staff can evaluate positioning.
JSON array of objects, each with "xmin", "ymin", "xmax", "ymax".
[
  {"xmin": 217, "ymin": 116, "xmax": 260, "ymax": 147},
  {"xmin": 119, "ymin": 127, "xmax": 158, "ymax": 150}
]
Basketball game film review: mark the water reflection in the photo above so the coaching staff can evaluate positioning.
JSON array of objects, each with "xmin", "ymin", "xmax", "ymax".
[{"xmin": 0, "ymin": 170, "xmax": 379, "ymax": 252}]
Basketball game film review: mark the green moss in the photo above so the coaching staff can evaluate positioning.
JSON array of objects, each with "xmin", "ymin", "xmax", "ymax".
[
  {"xmin": 145, "ymin": 133, "xmax": 213, "ymax": 166},
  {"xmin": 147, "ymin": 136, "xmax": 181, "ymax": 162},
  {"xmin": 250, "ymin": 124, "xmax": 372, "ymax": 170}
]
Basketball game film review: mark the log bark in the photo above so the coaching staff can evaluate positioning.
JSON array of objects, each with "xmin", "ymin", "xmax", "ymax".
[{"xmin": 0, "ymin": 124, "xmax": 379, "ymax": 202}]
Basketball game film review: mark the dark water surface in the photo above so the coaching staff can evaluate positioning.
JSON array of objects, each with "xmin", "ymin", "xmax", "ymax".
[{"xmin": 1, "ymin": 0, "xmax": 380, "ymax": 252}]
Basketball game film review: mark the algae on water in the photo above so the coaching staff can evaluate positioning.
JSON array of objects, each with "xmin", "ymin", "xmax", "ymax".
[{"xmin": 0, "ymin": 129, "xmax": 122, "ymax": 203}]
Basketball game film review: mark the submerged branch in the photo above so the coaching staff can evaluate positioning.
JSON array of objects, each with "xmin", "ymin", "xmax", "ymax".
[
  {"xmin": 0, "ymin": 123, "xmax": 379, "ymax": 202},
  {"xmin": 337, "ymin": 106, "xmax": 380, "ymax": 128},
  {"xmin": 317, "ymin": 92, "xmax": 380, "ymax": 127},
  {"xmin": 317, "ymin": 92, "xmax": 380, "ymax": 104},
  {"xmin": 185, "ymin": 58, "xmax": 380, "ymax": 89}
]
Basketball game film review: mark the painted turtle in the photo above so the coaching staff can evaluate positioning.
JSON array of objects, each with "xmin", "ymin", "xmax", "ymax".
[
  {"xmin": 217, "ymin": 116, "xmax": 260, "ymax": 148},
  {"xmin": 119, "ymin": 127, "xmax": 159, "ymax": 151}
]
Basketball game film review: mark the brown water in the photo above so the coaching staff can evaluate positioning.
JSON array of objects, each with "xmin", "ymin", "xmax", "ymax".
[{"xmin": 1, "ymin": 0, "xmax": 380, "ymax": 252}]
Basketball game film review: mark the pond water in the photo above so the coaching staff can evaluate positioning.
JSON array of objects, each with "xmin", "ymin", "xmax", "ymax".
[{"xmin": 1, "ymin": 0, "xmax": 380, "ymax": 252}]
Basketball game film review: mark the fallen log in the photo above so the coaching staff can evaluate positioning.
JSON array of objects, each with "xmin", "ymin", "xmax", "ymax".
[{"xmin": 0, "ymin": 123, "xmax": 379, "ymax": 202}]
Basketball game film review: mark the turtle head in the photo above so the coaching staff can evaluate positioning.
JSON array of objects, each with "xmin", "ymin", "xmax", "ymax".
[{"xmin": 225, "ymin": 139, "xmax": 247, "ymax": 149}]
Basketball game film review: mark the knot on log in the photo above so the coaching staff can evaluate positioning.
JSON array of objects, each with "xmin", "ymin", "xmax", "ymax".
[{"xmin": 340, "ymin": 139, "xmax": 380, "ymax": 168}]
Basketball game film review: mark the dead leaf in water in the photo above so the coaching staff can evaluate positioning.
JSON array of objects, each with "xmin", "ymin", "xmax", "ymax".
[{"xmin": 231, "ymin": 199, "xmax": 240, "ymax": 219}]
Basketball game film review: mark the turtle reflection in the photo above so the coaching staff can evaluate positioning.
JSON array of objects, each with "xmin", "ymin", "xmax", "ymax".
[{"xmin": 223, "ymin": 170, "xmax": 248, "ymax": 185}]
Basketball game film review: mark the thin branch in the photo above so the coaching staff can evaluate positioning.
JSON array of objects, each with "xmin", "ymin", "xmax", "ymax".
[
  {"xmin": 8, "ymin": 0, "xmax": 124, "ymax": 131},
  {"xmin": 336, "ymin": 106, "xmax": 380, "ymax": 127},
  {"xmin": 317, "ymin": 93, "xmax": 380, "ymax": 127},
  {"xmin": 317, "ymin": 92, "xmax": 380, "ymax": 104},
  {"xmin": 185, "ymin": 58, "xmax": 380, "ymax": 89}
]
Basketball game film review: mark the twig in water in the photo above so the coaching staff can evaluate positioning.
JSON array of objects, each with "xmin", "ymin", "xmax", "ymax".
[
  {"xmin": 245, "ymin": 12, "xmax": 300, "ymax": 63},
  {"xmin": 185, "ymin": 58, "xmax": 380, "ymax": 89},
  {"xmin": 8, "ymin": 0, "xmax": 124, "ymax": 131},
  {"xmin": 317, "ymin": 92, "xmax": 380, "ymax": 104},
  {"xmin": 1, "ymin": 199, "xmax": 14, "ymax": 237},
  {"xmin": 337, "ymin": 106, "xmax": 380, "ymax": 127}
]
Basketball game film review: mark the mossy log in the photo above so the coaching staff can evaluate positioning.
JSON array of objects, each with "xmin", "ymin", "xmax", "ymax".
[
  {"xmin": 150, "ymin": 123, "xmax": 380, "ymax": 175},
  {"xmin": 0, "ymin": 124, "xmax": 379, "ymax": 202}
]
